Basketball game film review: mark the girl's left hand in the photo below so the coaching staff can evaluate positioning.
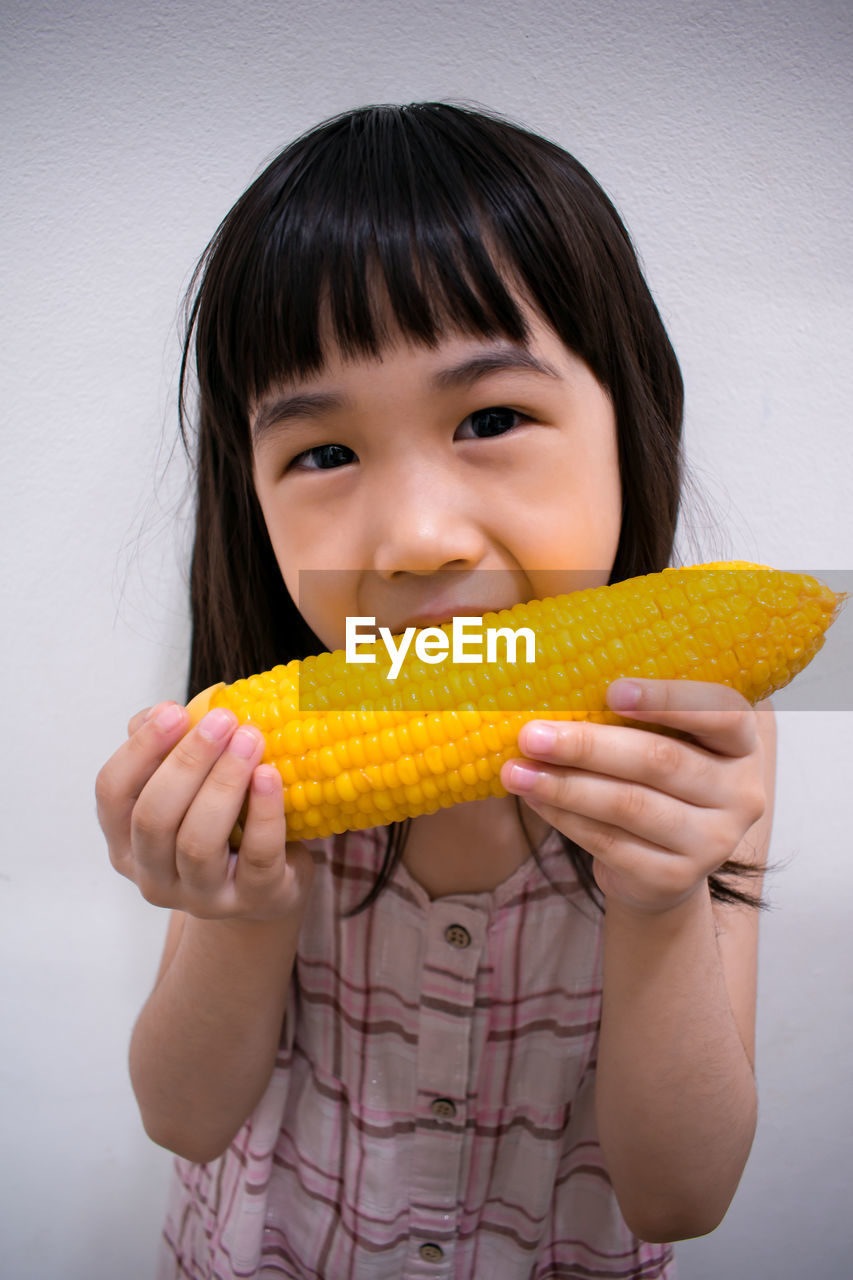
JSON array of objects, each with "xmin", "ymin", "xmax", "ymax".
[{"xmin": 500, "ymin": 678, "xmax": 768, "ymax": 914}]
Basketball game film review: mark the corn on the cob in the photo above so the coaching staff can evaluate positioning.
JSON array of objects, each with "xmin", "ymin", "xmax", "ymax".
[{"xmin": 187, "ymin": 562, "xmax": 844, "ymax": 841}]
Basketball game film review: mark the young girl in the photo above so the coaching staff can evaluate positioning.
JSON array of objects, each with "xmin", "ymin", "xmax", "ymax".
[{"xmin": 97, "ymin": 102, "xmax": 776, "ymax": 1279}]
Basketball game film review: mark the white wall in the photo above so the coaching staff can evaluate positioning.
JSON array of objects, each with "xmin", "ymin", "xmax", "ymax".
[{"xmin": 2, "ymin": 1, "xmax": 851, "ymax": 1276}]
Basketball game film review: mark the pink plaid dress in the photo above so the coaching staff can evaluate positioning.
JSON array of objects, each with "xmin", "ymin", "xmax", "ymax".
[{"xmin": 157, "ymin": 826, "xmax": 675, "ymax": 1279}]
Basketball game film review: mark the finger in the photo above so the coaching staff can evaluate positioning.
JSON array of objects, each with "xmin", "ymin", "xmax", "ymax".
[
  {"xmin": 171, "ymin": 722, "xmax": 267, "ymax": 891},
  {"xmin": 96, "ymin": 702, "xmax": 190, "ymax": 849},
  {"xmin": 503, "ymin": 758, "xmax": 701, "ymax": 857},
  {"xmin": 233, "ymin": 770, "xmax": 316, "ymax": 915},
  {"xmin": 131, "ymin": 708, "xmax": 239, "ymax": 870},
  {"xmin": 523, "ymin": 798, "xmax": 702, "ymax": 912},
  {"xmin": 516, "ymin": 718, "xmax": 719, "ymax": 808},
  {"xmin": 605, "ymin": 678, "xmax": 758, "ymax": 758},
  {"xmin": 128, "ymin": 708, "xmax": 151, "ymax": 737},
  {"xmin": 127, "ymin": 705, "xmax": 158, "ymax": 737},
  {"xmin": 232, "ymin": 767, "xmax": 287, "ymax": 893}
]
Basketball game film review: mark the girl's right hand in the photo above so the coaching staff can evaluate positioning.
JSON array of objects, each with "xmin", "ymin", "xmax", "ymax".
[{"xmin": 96, "ymin": 702, "xmax": 315, "ymax": 922}]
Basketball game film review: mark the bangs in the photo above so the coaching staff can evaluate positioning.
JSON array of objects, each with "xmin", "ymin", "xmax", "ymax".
[{"xmin": 190, "ymin": 103, "xmax": 599, "ymax": 416}]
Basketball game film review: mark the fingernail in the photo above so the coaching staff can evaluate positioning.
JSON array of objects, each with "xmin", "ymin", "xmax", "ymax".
[
  {"xmin": 155, "ymin": 703, "xmax": 185, "ymax": 732},
  {"xmin": 229, "ymin": 726, "xmax": 262, "ymax": 758},
  {"xmin": 506, "ymin": 762, "xmax": 541, "ymax": 792},
  {"xmin": 253, "ymin": 765, "xmax": 280, "ymax": 795},
  {"xmin": 199, "ymin": 708, "xmax": 236, "ymax": 742},
  {"xmin": 523, "ymin": 723, "xmax": 556, "ymax": 754},
  {"xmin": 610, "ymin": 680, "xmax": 641, "ymax": 710}
]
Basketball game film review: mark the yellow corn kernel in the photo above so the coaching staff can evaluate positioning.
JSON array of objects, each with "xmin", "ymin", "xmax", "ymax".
[{"xmin": 187, "ymin": 563, "xmax": 845, "ymax": 842}]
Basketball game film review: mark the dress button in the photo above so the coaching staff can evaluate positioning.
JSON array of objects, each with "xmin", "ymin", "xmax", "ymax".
[
  {"xmin": 430, "ymin": 1097, "xmax": 457, "ymax": 1120},
  {"xmin": 419, "ymin": 1243, "xmax": 444, "ymax": 1263},
  {"xmin": 444, "ymin": 923, "xmax": 471, "ymax": 949}
]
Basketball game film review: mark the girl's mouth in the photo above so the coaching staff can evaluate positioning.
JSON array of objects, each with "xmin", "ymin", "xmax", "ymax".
[{"xmin": 389, "ymin": 602, "xmax": 518, "ymax": 634}]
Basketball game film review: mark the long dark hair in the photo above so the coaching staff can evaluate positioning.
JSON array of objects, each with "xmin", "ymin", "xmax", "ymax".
[{"xmin": 178, "ymin": 100, "xmax": 764, "ymax": 910}]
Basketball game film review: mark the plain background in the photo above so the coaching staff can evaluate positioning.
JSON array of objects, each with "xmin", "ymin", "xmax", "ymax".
[{"xmin": 2, "ymin": 1, "xmax": 851, "ymax": 1276}]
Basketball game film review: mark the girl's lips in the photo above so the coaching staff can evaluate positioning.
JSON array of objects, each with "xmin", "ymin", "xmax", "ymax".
[{"xmin": 390, "ymin": 603, "xmax": 517, "ymax": 633}]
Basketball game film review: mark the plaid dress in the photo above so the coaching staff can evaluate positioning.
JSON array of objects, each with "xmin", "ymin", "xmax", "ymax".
[{"xmin": 158, "ymin": 826, "xmax": 674, "ymax": 1279}]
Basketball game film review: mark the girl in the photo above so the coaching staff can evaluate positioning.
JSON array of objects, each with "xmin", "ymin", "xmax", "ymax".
[{"xmin": 97, "ymin": 102, "xmax": 776, "ymax": 1279}]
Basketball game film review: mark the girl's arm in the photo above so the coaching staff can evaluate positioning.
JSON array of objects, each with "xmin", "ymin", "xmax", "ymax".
[
  {"xmin": 594, "ymin": 860, "xmax": 768, "ymax": 1242},
  {"xmin": 502, "ymin": 680, "xmax": 776, "ymax": 1242},
  {"xmin": 128, "ymin": 907, "xmax": 308, "ymax": 1163},
  {"xmin": 595, "ymin": 723, "xmax": 773, "ymax": 1242},
  {"xmin": 97, "ymin": 701, "xmax": 315, "ymax": 1163}
]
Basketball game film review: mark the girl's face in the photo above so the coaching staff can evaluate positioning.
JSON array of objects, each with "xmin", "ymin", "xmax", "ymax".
[{"xmin": 250, "ymin": 297, "xmax": 622, "ymax": 652}]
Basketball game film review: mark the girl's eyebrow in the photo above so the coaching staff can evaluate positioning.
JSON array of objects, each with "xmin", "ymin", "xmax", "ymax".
[
  {"xmin": 251, "ymin": 345, "xmax": 563, "ymax": 442},
  {"xmin": 430, "ymin": 346, "xmax": 562, "ymax": 391}
]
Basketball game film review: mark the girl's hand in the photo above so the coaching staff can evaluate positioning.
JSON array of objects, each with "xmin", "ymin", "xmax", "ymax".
[
  {"xmin": 501, "ymin": 678, "xmax": 767, "ymax": 914},
  {"xmin": 95, "ymin": 702, "xmax": 314, "ymax": 922}
]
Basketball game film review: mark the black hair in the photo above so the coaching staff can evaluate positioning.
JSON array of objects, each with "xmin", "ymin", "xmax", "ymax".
[{"xmin": 178, "ymin": 100, "xmax": 764, "ymax": 911}]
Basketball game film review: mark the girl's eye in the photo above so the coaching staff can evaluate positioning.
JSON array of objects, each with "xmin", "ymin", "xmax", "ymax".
[
  {"xmin": 457, "ymin": 406, "xmax": 527, "ymax": 439},
  {"xmin": 286, "ymin": 407, "xmax": 526, "ymax": 471},
  {"xmin": 291, "ymin": 443, "xmax": 356, "ymax": 471}
]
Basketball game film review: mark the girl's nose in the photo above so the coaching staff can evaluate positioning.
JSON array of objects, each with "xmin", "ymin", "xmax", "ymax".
[{"xmin": 368, "ymin": 472, "xmax": 487, "ymax": 577}]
